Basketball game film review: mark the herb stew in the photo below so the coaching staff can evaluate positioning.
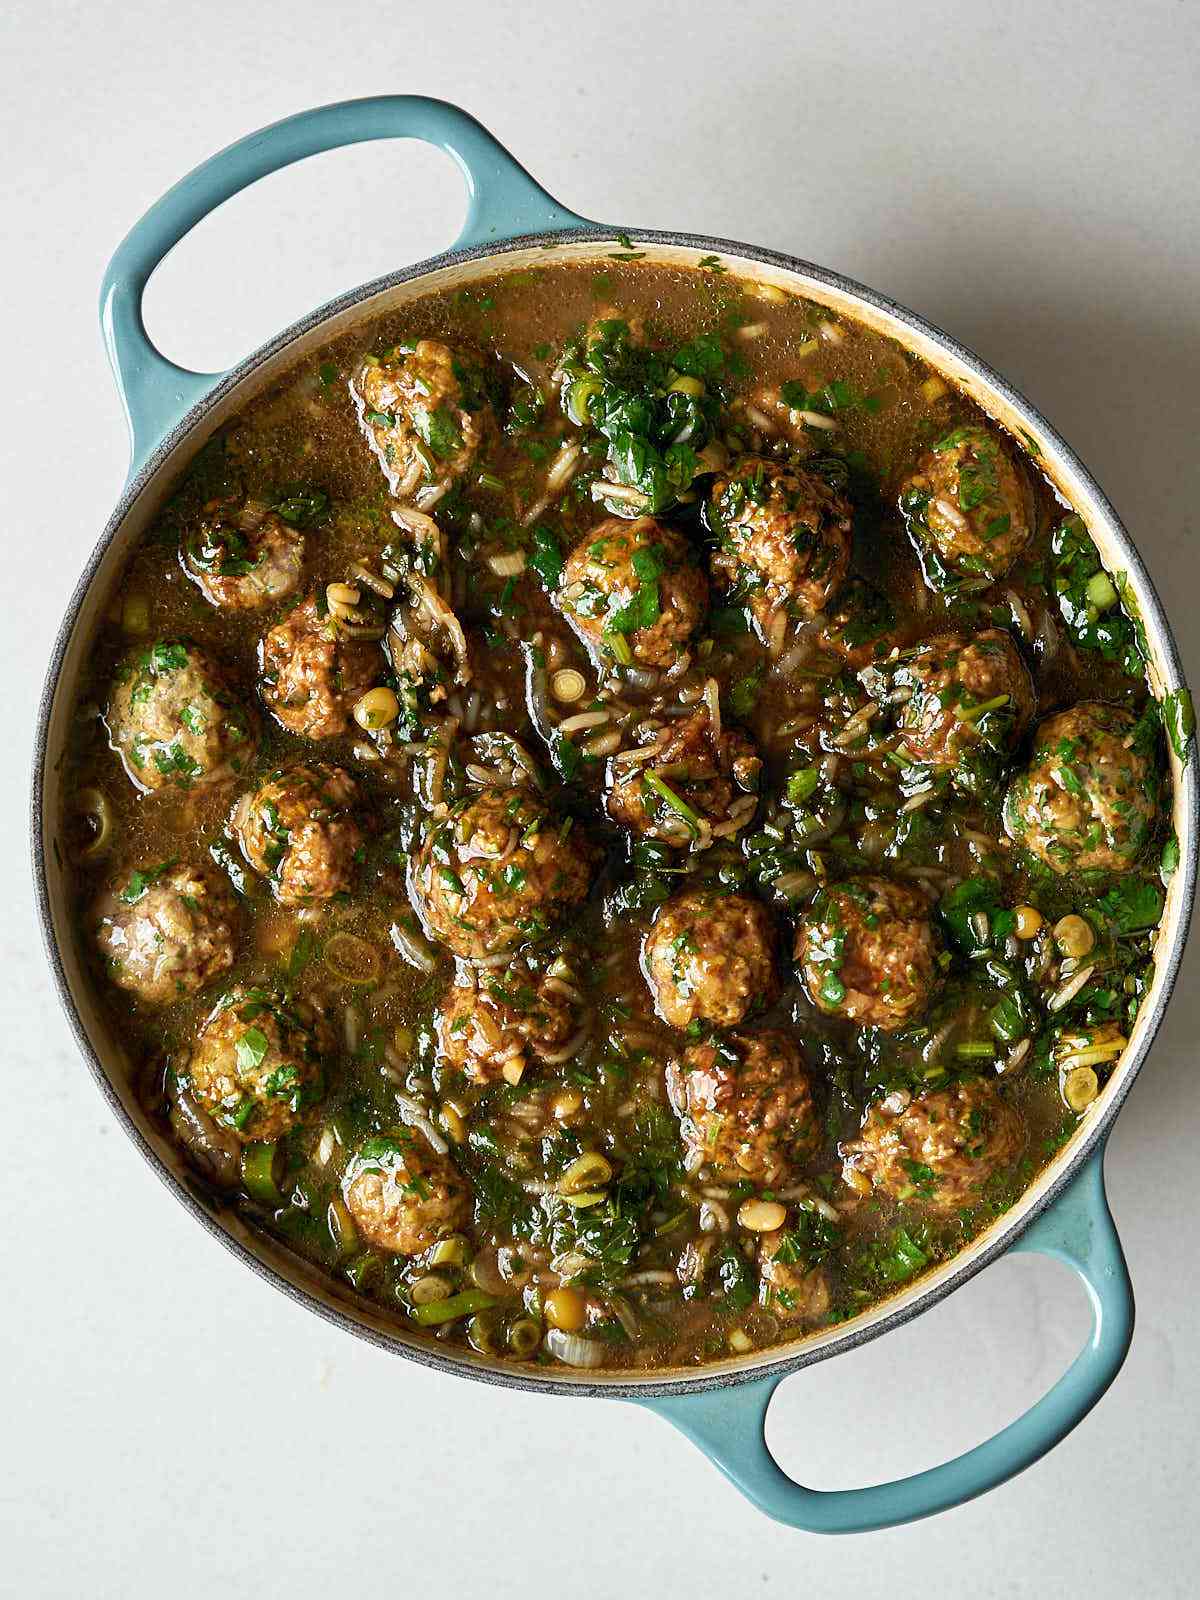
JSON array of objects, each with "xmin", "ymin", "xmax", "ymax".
[{"xmin": 61, "ymin": 255, "xmax": 1189, "ymax": 1372}]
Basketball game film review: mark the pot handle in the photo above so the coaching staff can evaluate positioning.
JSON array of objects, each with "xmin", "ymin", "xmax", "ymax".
[
  {"xmin": 99, "ymin": 95, "xmax": 590, "ymax": 473},
  {"xmin": 635, "ymin": 1145, "xmax": 1133, "ymax": 1533}
]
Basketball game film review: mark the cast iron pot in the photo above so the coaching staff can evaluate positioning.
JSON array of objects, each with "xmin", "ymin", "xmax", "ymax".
[{"xmin": 32, "ymin": 96, "xmax": 1198, "ymax": 1534}]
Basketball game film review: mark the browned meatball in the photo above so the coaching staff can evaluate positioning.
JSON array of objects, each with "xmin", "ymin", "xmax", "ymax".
[
  {"xmin": 106, "ymin": 640, "xmax": 258, "ymax": 793},
  {"xmin": 1003, "ymin": 701, "xmax": 1159, "ymax": 873},
  {"xmin": 181, "ymin": 503, "xmax": 304, "ymax": 610},
  {"xmin": 435, "ymin": 961, "xmax": 583, "ymax": 1085},
  {"xmin": 260, "ymin": 594, "xmax": 383, "ymax": 739},
  {"xmin": 842, "ymin": 1080, "xmax": 1025, "ymax": 1211},
  {"xmin": 890, "ymin": 629, "xmax": 1035, "ymax": 769},
  {"xmin": 899, "ymin": 425, "xmax": 1032, "ymax": 586},
  {"xmin": 186, "ymin": 986, "xmax": 329, "ymax": 1144},
  {"xmin": 93, "ymin": 859, "xmax": 238, "ymax": 1005},
  {"xmin": 559, "ymin": 517, "xmax": 707, "ymax": 669},
  {"xmin": 606, "ymin": 707, "xmax": 761, "ymax": 850},
  {"xmin": 231, "ymin": 763, "xmax": 362, "ymax": 905},
  {"xmin": 411, "ymin": 787, "xmax": 594, "ymax": 961},
  {"xmin": 796, "ymin": 876, "xmax": 939, "ymax": 1031},
  {"xmin": 708, "ymin": 456, "xmax": 852, "ymax": 633},
  {"xmin": 643, "ymin": 889, "xmax": 778, "ymax": 1030},
  {"xmin": 343, "ymin": 1132, "xmax": 471, "ymax": 1255},
  {"xmin": 667, "ymin": 1030, "xmax": 821, "ymax": 1186},
  {"xmin": 758, "ymin": 1230, "xmax": 833, "ymax": 1325},
  {"xmin": 350, "ymin": 339, "xmax": 492, "ymax": 501}
]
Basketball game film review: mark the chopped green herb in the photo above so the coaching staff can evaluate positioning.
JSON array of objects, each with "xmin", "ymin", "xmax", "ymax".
[
  {"xmin": 528, "ymin": 525, "xmax": 564, "ymax": 589},
  {"xmin": 234, "ymin": 1027, "xmax": 270, "ymax": 1073},
  {"xmin": 1097, "ymin": 878, "xmax": 1164, "ymax": 934},
  {"xmin": 271, "ymin": 486, "xmax": 328, "ymax": 528},
  {"xmin": 119, "ymin": 860, "xmax": 176, "ymax": 903}
]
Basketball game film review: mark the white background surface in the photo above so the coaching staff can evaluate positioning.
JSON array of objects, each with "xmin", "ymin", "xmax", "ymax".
[{"xmin": 3, "ymin": 2, "xmax": 1198, "ymax": 1593}]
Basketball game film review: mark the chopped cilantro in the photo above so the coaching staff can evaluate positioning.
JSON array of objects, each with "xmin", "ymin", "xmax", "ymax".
[
  {"xmin": 235, "ymin": 1027, "xmax": 270, "ymax": 1073},
  {"xmin": 119, "ymin": 860, "xmax": 176, "ymax": 903},
  {"xmin": 528, "ymin": 525, "xmax": 564, "ymax": 589}
]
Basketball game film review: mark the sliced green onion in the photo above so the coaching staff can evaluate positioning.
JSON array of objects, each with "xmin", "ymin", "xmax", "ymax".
[
  {"xmin": 429, "ymin": 1234, "xmax": 472, "ymax": 1268},
  {"xmin": 1063, "ymin": 1065, "xmax": 1100, "ymax": 1111},
  {"xmin": 1058, "ymin": 1041, "xmax": 1124, "ymax": 1069},
  {"xmin": 558, "ymin": 1151, "xmax": 613, "ymax": 1194},
  {"xmin": 467, "ymin": 1310, "xmax": 504, "ymax": 1354},
  {"xmin": 327, "ymin": 1197, "xmax": 359, "ymax": 1259},
  {"xmin": 606, "ymin": 629, "xmax": 633, "ymax": 666},
  {"xmin": 1085, "ymin": 571, "xmax": 1118, "ymax": 611},
  {"xmin": 958, "ymin": 694, "xmax": 1010, "ymax": 724},
  {"xmin": 566, "ymin": 377, "xmax": 603, "ymax": 426},
  {"xmin": 345, "ymin": 1252, "xmax": 384, "ymax": 1291},
  {"xmin": 819, "ymin": 971, "xmax": 846, "ymax": 1005},
  {"xmin": 410, "ymin": 1272, "xmax": 452, "ymax": 1305},
  {"xmin": 955, "ymin": 1041, "xmax": 996, "ymax": 1059},
  {"xmin": 508, "ymin": 1317, "xmax": 542, "ymax": 1358},
  {"xmin": 786, "ymin": 766, "xmax": 820, "ymax": 804},
  {"xmin": 241, "ymin": 1141, "xmax": 283, "ymax": 1204},
  {"xmin": 410, "ymin": 1288, "xmax": 500, "ymax": 1327},
  {"xmin": 642, "ymin": 771, "xmax": 700, "ymax": 836}
]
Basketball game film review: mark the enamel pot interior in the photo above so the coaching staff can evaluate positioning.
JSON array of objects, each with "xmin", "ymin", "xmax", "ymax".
[{"xmin": 34, "ymin": 232, "xmax": 1199, "ymax": 1398}]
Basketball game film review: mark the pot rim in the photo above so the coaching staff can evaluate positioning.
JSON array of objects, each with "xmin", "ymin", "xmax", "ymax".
[{"xmin": 32, "ymin": 224, "xmax": 1199, "ymax": 1399}]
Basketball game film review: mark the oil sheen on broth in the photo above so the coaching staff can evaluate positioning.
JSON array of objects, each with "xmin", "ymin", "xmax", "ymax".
[{"xmin": 62, "ymin": 256, "xmax": 1180, "ymax": 1373}]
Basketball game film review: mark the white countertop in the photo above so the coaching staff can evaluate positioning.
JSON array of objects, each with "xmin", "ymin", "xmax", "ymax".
[{"xmin": 4, "ymin": 2, "xmax": 1199, "ymax": 1592}]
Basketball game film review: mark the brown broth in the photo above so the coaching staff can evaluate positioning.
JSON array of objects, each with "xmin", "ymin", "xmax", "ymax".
[{"xmin": 61, "ymin": 259, "xmax": 1169, "ymax": 1373}]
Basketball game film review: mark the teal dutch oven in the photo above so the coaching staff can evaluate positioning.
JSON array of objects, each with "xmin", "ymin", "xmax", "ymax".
[{"xmin": 32, "ymin": 96, "xmax": 1198, "ymax": 1534}]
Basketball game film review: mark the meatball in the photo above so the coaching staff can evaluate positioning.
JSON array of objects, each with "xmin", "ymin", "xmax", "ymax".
[
  {"xmin": 436, "ymin": 962, "xmax": 582, "ymax": 1085},
  {"xmin": 186, "ymin": 986, "xmax": 329, "ymax": 1144},
  {"xmin": 899, "ymin": 425, "xmax": 1032, "ymax": 585},
  {"xmin": 106, "ymin": 640, "xmax": 258, "ymax": 793},
  {"xmin": 343, "ymin": 1131, "xmax": 471, "ymax": 1256},
  {"xmin": 707, "ymin": 456, "xmax": 852, "ymax": 632},
  {"xmin": 411, "ymin": 787, "xmax": 594, "ymax": 960},
  {"xmin": 842, "ymin": 1080, "xmax": 1025, "ymax": 1212},
  {"xmin": 231, "ymin": 763, "xmax": 362, "ymax": 904},
  {"xmin": 606, "ymin": 706, "xmax": 761, "ymax": 849},
  {"xmin": 260, "ymin": 593, "xmax": 383, "ymax": 739},
  {"xmin": 1003, "ymin": 701, "xmax": 1159, "ymax": 873},
  {"xmin": 797, "ymin": 876, "xmax": 940, "ymax": 1032},
  {"xmin": 758, "ymin": 1230, "xmax": 833, "ymax": 1325},
  {"xmin": 643, "ymin": 889, "xmax": 778, "ymax": 1030},
  {"xmin": 559, "ymin": 517, "xmax": 707, "ymax": 669},
  {"xmin": 890, "ymin": 629, "xmax": 1035, "ymax": 769},
  {"xmin": 181, "ymin": 503, "xmax": 304, "ymax": 610},
  {"xmin": 350, "ymin": 339, "xmax": 492, "ymax": 501},
  {"xmin": 667, "ymin": 1029, "xmax": 822, "ymax": 1186},
  {"xmin": 93, "ymin": 859, "xmax": 239, "ymax": 1005}
]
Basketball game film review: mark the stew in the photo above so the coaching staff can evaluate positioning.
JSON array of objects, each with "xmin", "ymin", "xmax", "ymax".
[{"xmin": 60, "ymin": 252, "xmax": 1186, "ymax": 1372}]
